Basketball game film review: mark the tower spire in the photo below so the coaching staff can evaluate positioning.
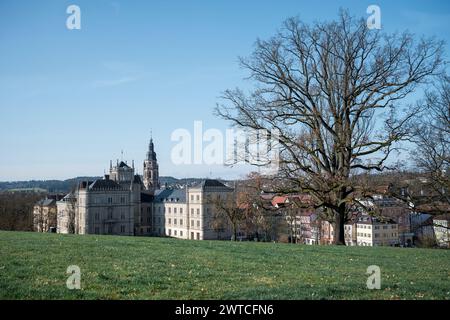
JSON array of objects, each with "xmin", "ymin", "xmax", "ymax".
[{"xmin": 143, "ymin": 133, "xmax": 159, "ymax": 194}]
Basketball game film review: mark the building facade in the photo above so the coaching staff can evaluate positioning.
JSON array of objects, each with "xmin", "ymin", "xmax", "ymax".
[
  {"xmin": 33, "ymin": 198, "xmax": 58, "ymax": 232},
  {"xmin": 433, "ymin": 215, "xmax": 450, "ymax": 248},
  {"xmin": 356, "ymin": 215, "xmax": 399, "ymax": 247},
  {"xmin": 56, "ymin": 161, "xmax": 143, "ymax": 236},
  {"xmin": 55, "ymin": 138, "xmax": 234, "ymax": 240},
  {"xmin": 152, "ymin": 180, "xmax": 234, "ymax": 240}
]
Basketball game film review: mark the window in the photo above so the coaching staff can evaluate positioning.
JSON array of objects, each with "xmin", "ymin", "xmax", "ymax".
[
  {"xmin": 196, "ymin": 195, "xmax": 200, "ymax": 201},
  {"xmin": 158, "ymin": 207, "xmax": 161, "ymax": 213},
  {"xmin": 191, "ymin": 209, "xmax": 194, "ymax": 216},
  {"xmin": 168, "ymin": 218, "xmax": 171, "ymax": 225},
  {"xmin": 108, "ymin": 197, "xmax": 113, "ymax": 204},
  {"xmin": 168, "ymin": 229, "xmax": 172, "ymax": 236},
  {"xmin": 174, "ymin": 230, "xmax": 177, "ymax": 236},
  {"xmin": 168, "ymin": 207, "xmax": 171, "ymax": 214},
  {"xmin": 174, "ymin": 219, "xmax": 177, "ymax": 225},
  {"xmin": 191, "ymin": 232, "xmax": 194, "ymax": 239},
  {"xmin": 158, "ymin": 217, "xmax": 161, "ymax": 224},
  {"xmin": 191, "ymin": 195, "xmax": 194, "ymax": 201},
  {"xmin": 191, "ymin": 220, "xmax": 194, "ymax": 227},
  {"xmin": 197, "ymin": 209, "xmax": 200, "ymax": 215},
  {"xmin": 147, "ymin": 227, "xmax": 151, "ymax": 233},
  {"xmin": 196, "ymin": 232, "xmax": 200, "ymax": 240},
  {"xmin": 197, "ymin": 220, "xmax": 200, "ymax": 228},
  {"xmin": 180, "ymin": 208, "xmax": 183, "ymax": 214},
  {"xmin": 120, "ymin": 225, "xmax": 125, "ymax": 233},
  {"xmin": 147, "ymin": 217, "xmax": 151, "ymax": 223},
  {"xmin": 180, "ymin": 231, "xmax": 183, "ymax": 237},
  {"xmin": 383, "ymin": 226, "xmax": 388, "ymax": 230},
  {"xmin": 180, "ymin": 219, "xmax": 183, "ymax": 226}
]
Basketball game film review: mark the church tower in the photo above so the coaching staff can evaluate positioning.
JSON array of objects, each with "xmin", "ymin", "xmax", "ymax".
[{"xmin": 143, "ymin": 137, "xmax": 159, "ymax": 194}]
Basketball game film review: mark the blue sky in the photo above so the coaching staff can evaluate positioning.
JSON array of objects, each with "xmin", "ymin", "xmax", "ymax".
[{"xmin": 1, "ymin": 0, "xmax": 449, "ymax": 181}]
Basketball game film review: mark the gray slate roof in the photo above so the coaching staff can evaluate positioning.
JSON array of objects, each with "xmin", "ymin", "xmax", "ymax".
[
  {"xmin": 35, "ymin": 199, "xmax": 56, "ymax": 206},
  {"xmin": 89, "ymin": 179, "xmax": 123, "ymax": 191},
  {"xmin": 192, "ymin": 179, "xmax": 232, "ymax": 190},
  {"xmin": 118, "ymin": 161, "xmax": 131, "ymax": 168},
  {"xmin": 154, "ymin": 189, "xmax": 186, "ymax": 203}
]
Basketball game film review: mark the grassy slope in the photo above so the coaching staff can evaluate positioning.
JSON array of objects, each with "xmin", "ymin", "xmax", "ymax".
[{"xmin": 0, "ymin": 231, "xmax": 449, "ymax": 300}]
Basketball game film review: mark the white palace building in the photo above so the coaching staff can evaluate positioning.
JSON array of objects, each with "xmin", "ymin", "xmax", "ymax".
[{"xmin": 56, "ymin": 138, "xmax": 234, "ymax": 240}]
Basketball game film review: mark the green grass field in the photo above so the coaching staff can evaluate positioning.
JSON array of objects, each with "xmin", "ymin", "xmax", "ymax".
[{"xmin": 0, "ymin": 231, "xmax": 449, "ymax": 300}]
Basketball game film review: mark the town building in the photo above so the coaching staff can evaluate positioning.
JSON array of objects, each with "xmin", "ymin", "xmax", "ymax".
[
  {"xmin": 33, "ymin": 195, "xmax": 63, "ymax": 232},
  {"xmin": 433, "ymin": 215, "xmax": 450, "ymax": 248},
  {"xmin": 344, "ymin": 223, "xmax": 357, "ymax": 246},
  {"xmin": 356, "ymin": 215, "xmax": 399, "ymax": 247}
]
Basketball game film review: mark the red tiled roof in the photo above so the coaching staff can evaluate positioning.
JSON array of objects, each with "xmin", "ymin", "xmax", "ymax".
[{"xmin": 271, "ymin": 196, "xmax": 288, "ymax": 207}]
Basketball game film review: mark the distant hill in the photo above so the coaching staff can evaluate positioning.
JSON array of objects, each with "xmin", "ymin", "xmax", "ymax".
[
  {"xmin": 0, "ymin": 177, "xmax": 101, "ymax": 193},
  {"xmin": 0, "ymin": 176, "xmax": 232, "ymax": 193}
]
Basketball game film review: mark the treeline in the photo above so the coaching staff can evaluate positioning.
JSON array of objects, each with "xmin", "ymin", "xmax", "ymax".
[
  {"xmin": 0, "ymin": 177, "xmax": 100, "ymax": 193},
  {"xmin": 0, "ymin": 192, "xmax": 45, "ymax": 231}
]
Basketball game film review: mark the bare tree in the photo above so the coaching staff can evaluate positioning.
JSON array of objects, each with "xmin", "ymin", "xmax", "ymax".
[
  {"xmin": 237, "ymin": 172, "xmax": 283, "ymax": 241},
  {"xmin": 211, "ymin": 192, "xmax": 245, "ymax": 241},
  {"xmin": 216, "ymin": 11, "xmax": 444, "ymax": 244},
  {"xmin": 411, "ymin": 75, "xmax": 449, "ymax": 208},
  {"xmin": 0, "ymin": 192, "xmax": 42, "ymax": 231},
  {"xmin": 385, "ymin": 75, "xmax": 450, "ymax": 234},
  {"xmin": 210, "ymin": 208, "xmax": 228, "ymax": 240},
  {"xmin": 66, "ymin": 193, "xmax": 77, "ymax": 234}
]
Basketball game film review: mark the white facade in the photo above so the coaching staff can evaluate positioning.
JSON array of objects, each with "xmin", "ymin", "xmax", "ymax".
[
  {"xmin": 153, "ymin": 181, "xmax": 234, "ymax": 240},
  {"xmin": 56, "ymin": 163, "xmax": 142, "ymax": 236},
  {"xmin": 356, "ymin": 216, "xmax": 399, "ymax": 247},
  {"xmin": 433, "ymin": 218, "xmax": 450, "ymax": 248}
]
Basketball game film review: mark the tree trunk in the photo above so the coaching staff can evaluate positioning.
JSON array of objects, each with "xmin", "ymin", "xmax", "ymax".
[{"xmin": 334, "ymin": 205, "xmax": 346, "ymax": 245}]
